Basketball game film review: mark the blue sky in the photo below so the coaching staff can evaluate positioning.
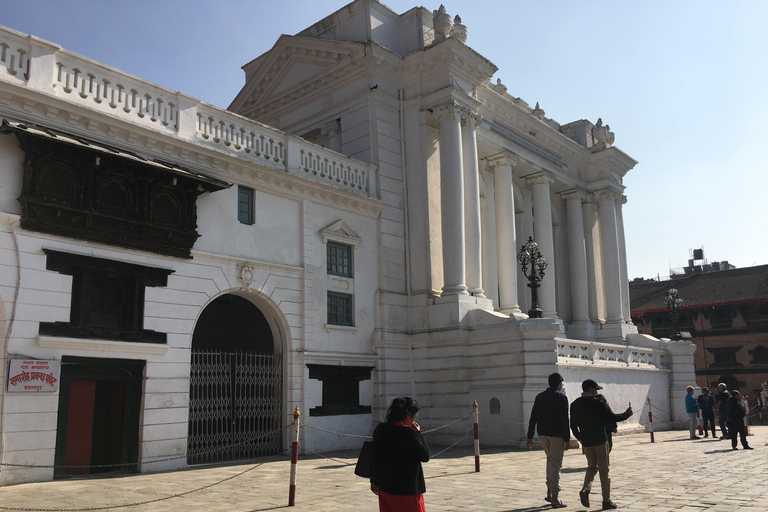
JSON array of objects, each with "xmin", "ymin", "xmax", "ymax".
[{"xmin": 2, "ymin": 0, "xmax": 766, "ymax": 280}]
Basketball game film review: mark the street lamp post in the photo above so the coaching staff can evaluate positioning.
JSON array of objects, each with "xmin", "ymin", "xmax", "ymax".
[
  {"xmin": 517, "ymin": 236, "xmax": 548, "ymax": 319},
  {"xmin": 664, "ymin": 288, "xmax": 684, "ymax": 340}
]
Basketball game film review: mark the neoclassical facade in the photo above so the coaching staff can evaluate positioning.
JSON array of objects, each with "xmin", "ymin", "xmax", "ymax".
[{"xmin": 0, "ymin": 1, "xmax": 695, "ymax": 485}]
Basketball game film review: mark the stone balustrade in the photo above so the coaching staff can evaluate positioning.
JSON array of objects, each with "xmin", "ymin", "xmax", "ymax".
[
  {"xmin": 0, "ymin": 26, "xmax": 375, "ymax": 199},
  {"xmin": 557, "ymin": 338, "xmax": 667, "ymax": 369}
]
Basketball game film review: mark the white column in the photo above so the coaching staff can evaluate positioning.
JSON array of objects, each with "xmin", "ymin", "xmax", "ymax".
[
  {"xmin": 527, "ymin": 173, "xmax": 557, "ymax": 318},
  {"xmin": 596, "ymin": 189, "xmax": 623, "ymax": 323},
  {"xmin": 432, "ymin": 102, "xmax": 467, "ymax": 296},
  {"xmin": 321, "ymin": 120, "xmax": 342, "ymax": 153},
  {"xmin": 562, "ymin": 190, "xmax": 590, "ymax": 324},
  {"xmin": 489, "ymin": 154, "xmax": 523, "ymax": 317},
  {"xmin": 481, "ymin": 171, "xmax": 499, "ymax": 308},
  {"xmin": 617, "ymin": 194, "xmax": 632, "ymax": 323},
  {"xmin": 462, "ymin": 111, "xmax": 484, "ymax": 297}
]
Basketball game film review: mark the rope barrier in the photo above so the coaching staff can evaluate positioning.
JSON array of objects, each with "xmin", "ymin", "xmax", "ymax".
[
  {"xmin": 430, "ymin": 430, "xmax": 473, "ymax": 458},
  {"xmin": 0, "ymin": 450, "xmax": 289, "ymax": 512},
  {"xmin": 421, "ymin": 411, "xmax": 473, "ymax": 434},
  {"xmin": 479, "ymin": 428, "xmax": 519, "ymax": 444},
  {"xmin": 301, "ymin": 424, "xmax": 372, "ymax": 439},
  {"xmin": 478, "ymin": 412, "xmax": 527, "ymax": 425},
  {"xmin": 0, "ymin": 425, "xmax": 291, "ymax": 469}
]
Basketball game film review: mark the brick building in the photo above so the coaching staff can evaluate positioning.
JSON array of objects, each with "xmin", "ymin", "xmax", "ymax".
[{"xmin": 630, "ymin": 265, "xmax": 768, "ymax": 403}]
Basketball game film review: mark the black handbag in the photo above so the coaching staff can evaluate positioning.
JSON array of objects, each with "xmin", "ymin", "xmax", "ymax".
[{"xmin": 354, "ymin": 440, "xmax": 375, "ymax": 478}]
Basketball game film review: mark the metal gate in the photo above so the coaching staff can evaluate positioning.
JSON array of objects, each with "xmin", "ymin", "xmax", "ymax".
[{"xmin": 187, "ymin": 349, "xmax": 282, "ymax": 465}]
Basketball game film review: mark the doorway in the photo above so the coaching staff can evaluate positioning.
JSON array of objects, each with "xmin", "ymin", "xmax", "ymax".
[
  {"xmin": 54, "ymin": 357, "xmax": 144, "ymax": 478},
  {"xmin": 187, "ymin": 294, "xmax": 282, "ymax": 465}
]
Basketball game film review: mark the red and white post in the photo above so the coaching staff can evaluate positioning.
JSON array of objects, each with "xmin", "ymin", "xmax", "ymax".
[
  {"xmin": 473, "ymin": 400, "xmax": 480, "ymax": 472},
  {"xmin": 697, "ymin": 411, "xmax": 703, "ymax": 436},
  {"xmin": 288, "ymin": 407, "xmax": 301, "ymax": 506},
  {"xmin": 743, "ymin": 397, "xmax": 750, "ymax": 436},
  {"xmin": 647, "ymin": 396, "xmax": 654, "ymax": 443}
]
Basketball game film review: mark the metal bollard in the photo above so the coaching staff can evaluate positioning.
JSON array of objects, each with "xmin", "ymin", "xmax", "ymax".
[
  {"xmin": 473, "ymin": 400, "xmax": 480, "ymax": 472},
  {"xmin": 289, "ymin": 407, "xmax": 301, "ymax": 506},
  {"xmin": 647, "ymin": 397, "xmax": 654, "ymax": 443}
]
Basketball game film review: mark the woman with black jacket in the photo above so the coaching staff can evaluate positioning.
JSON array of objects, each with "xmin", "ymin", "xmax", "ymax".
[{"xmin": 370, "ymin": 397, "xmax": 430, "ymax": 512}]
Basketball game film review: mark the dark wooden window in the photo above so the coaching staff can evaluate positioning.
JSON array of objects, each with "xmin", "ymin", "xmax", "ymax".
[
  {"xmin": 749, "ymin": 345, "xmax": 768, "ymax": 365},
  {"xmin": 6, "ymin": 124, "xmax": 227, "ymax": 258},
  {"xmin": 238, "ymin": 186, "xmax": 254, "ymax": 225},
  {"xmin": 39, "ymin": 250, "xmax": 173, "ymax": 344},
  {"xmin": 327, "ymin": 242, "xmax": 352, "ymax": 277},
  {"xmin": 307, "ymin": 364, "xmax": 372, "ymax": 416},
  {"xmin": 707, "ymin": 347, "xmax": 742, "ymax": 368},
  {"xmin": 327, "ymin": 292, "xmax": 353, "ymax": 326}
]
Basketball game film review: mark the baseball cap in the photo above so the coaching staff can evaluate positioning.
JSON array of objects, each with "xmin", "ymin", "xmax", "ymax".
[{"xmin": 582, "ymin": 379, "xmax": 603, "ymax": 391}]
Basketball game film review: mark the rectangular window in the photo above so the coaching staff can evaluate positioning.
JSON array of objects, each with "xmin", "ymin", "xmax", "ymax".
[
  {"xmin": 39, "ymin": 250, "xmax": 172, "ymax": 344},
  {"xmin": 237, "ymin": 186, "xmax": 254, "ymax": 225},
  {"xmin": 307, "ymin": 364, "xmax": 373, "ymax": 416},
  {"xmin": 327, "ymin": 292, "xmax": 353, "ymax": 326},
  {"xmin": 327, "ymin": 242, "xmax": 352, "ymax": 277}
]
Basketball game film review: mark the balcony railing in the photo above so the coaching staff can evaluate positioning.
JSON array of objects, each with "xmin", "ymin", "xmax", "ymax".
[{"xmin": 0, "ymin": 26, "xmax": 376, "ymax": 200}]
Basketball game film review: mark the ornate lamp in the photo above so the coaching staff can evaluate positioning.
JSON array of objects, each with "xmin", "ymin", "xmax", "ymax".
[
  {"xmin": 517, "ymin": 236, "xmax": 548, "ymax": 318},
  {"xmin": 664, "ymin": 288, "xmax": 684, "ymax": 340}
]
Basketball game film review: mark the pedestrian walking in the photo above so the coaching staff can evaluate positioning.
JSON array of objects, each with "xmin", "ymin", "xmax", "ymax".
[
  {"xmin": 697, "ymin": 387, "xmax": 717, "ymax": 438},
  {"xmin": 685, "ymin": 386, "xmax": 700, "ymax": 440},
  {"xmin": 716, "ymin": 383, "xmax": 731, "ymax": 440},
  {"xmin": 570, "ymin": 379, "xmax": 633, "ymax": 511},
  {"xmin": 526, "ymin": 372, "xmax": 570, "ymax": 509},
  {"xmin": 370, "ymin": 397, "xmax": 430, "ymax": 512},
  {"xmin": 725, "ymin": 390, "xmax": 753, "ymax": 450}
]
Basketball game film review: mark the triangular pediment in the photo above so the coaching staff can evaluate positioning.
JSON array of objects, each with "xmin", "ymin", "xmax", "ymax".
[
  {"xmin": 320, "ymin": 219, "xmax": 362, "ymax": 246},
  {"xmin": 229, "ymin": 35, "xmax": 365, "ymax": 115}
]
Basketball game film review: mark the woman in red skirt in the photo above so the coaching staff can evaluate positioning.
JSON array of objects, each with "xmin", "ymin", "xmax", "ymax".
[{"xmin": 370, "ymin": 397, "xmax": 430, "ymax": 512}]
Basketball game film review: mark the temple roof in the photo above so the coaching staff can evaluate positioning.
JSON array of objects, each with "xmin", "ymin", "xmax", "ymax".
[{"xmin": 629, "ymin": 265, "xmax": 768, "ymax": 314}]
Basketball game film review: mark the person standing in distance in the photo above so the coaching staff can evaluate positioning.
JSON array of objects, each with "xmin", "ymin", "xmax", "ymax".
[
  {"xmin": 697, "ymin": 387, "xmax": 717, "ymax": 438},
  {"xmin": 570, "ymin": 379, "xmax": 633, "ymax": 511},
  {"xmin": 526, "ymin": 372, "xmax": 570, "ymax": 509},
  {"xmin": 370, "ymin": 397, "xmax": 430, "ymax": 512},
  {"xmin": 716, "ymin": 383, "xmax": 731, "ymax": 440},
  {"xmin": 725, "ymin": 390, "xmax": 753, "ymax": 450},
  {"xmin": 685, "ymin": 386, "xmax": 701, "ymax": 440}
]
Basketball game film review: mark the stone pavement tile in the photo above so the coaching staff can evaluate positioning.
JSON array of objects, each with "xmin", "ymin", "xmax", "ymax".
[{"xmin": 1, "ymin": 426, "xmax": 767, "ymax": 511}]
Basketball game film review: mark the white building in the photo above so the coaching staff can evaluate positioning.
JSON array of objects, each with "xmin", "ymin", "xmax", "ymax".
[{"xmin": 0, "ymin": 1, "xmax": 695, "ymax": 485}]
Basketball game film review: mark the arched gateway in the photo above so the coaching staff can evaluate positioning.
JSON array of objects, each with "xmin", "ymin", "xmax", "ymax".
[{"xmin": 187, "ymin": 294, "xmax": 282, "ymax": 464}]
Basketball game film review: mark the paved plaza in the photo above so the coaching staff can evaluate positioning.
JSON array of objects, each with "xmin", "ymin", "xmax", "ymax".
[{"xmin": 1, "ymin": 426, "xmax": 766, "ymax": 512}]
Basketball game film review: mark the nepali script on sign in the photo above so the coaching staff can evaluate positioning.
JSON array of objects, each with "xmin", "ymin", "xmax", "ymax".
[{"xmin": 7, "ymin": 359, "xmax": 61, "ymax": 392}]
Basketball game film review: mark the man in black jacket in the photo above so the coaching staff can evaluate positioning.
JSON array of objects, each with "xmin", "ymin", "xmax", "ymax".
[
  {"xmin": 570, "ymin": 379, "xmax": 633, "ymax": 511},
  {"xmin": 725, "ymin": 390, "xmax": 752, "ymax": 450},
  {"xmin": 716, "ymin": 383, "xmax": 731, "ymax": 440},
  {"xmin": 527, "ymin": 372, "xmax": 570, "ymax": 509}
]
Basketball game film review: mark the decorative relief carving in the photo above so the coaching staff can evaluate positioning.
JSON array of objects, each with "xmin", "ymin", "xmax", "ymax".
[
  {"xmin": 560, "ymin": 189, "xmax": 587, "ymax": 202},
  {"xmin": 531, "ymin": 102, "xmax": 545, "ymax": 120},
  {"xmin": 320, "ymin": 120, "xmax": 341, "ymax": 139},
  {"xmin": 238, "ymin": 262, "xmax": 255, "ymax": 291}
]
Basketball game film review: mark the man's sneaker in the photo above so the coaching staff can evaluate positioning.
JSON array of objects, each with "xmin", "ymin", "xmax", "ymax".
[
  {"xmin": 579, "ymin": 490, "xmax": 590, "ymax": 507},
  {"xmin": 602, "ymin": 501, "xmax": 618, "ymax": 510}
]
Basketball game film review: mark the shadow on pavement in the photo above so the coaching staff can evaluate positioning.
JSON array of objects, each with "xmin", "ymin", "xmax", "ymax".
[
  {"xmin": 561, "ymin": 467, "xmax": 586, "ymax": 473},
  {"xmin": 704, "ymin": 449, "xmax": 738, "ymax": 454}
]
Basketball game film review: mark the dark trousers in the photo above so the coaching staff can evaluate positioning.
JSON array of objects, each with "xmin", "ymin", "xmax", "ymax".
[
  {"xmin": 719, "ymin": 412, "xmax": 729, "ymax": 438},
  {"xmin": 702, "ymin": 410, "xmax": 716, "ymax": 437},
  {"xmin": 730, "ymin": 423, "xmax": 749, "ymax": 448}
]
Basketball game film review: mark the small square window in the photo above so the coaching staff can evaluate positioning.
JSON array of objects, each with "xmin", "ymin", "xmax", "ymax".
[
  {"xmin": 238, "ymin": 186, "xmax": 254, "ymax": 225},
  {"xmin": 327, "ymin": 292, "xmax": 353, "ymax": 326},
  {"xmin": 327, "ymin": 242, "xmax": 352, "ymax": 277}
]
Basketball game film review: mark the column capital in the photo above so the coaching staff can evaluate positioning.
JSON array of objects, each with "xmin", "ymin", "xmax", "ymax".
[
  {"xmin": 430, "ymin": 101, "xmax": 461, "ymax": 121},
  {"xmin": 320, "ymin": 120, "xmax": 340, "ymax": 138},
  {"xmin": 460, "ymin": 109, "xmax": 482, "ymax": 126},
  {"xmin": 594, "ymin": 188, "xmax": 622, "ymax": 203},
  {"xmin": 619, "ymin": 194, "xmax": 628, "ymax": 205},
  {"xmin": 485, "ymin": 153, "xmax": 518, "ymax": 170},
  {"xmin": 525, "ymin": 172, "xmax": 554, "ymax": 187},
  {"xmin": 560, "ymin": 189, "xmax": 587, "ymax": 202}
]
